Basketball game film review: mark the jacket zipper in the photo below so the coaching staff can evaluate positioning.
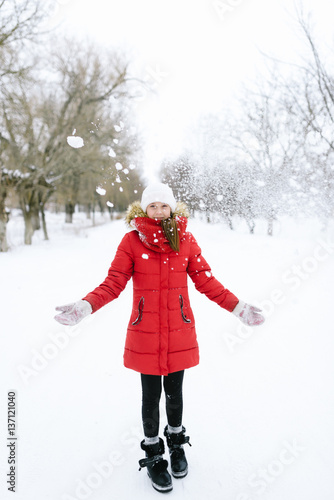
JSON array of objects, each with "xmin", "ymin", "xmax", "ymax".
[
  {"xmin": 132, "ymin": 297, "xmax": 144, "ymax": 325},
  {"xmin": 179, "ymin": 295, "xmax": 191, "ymax": 323}
]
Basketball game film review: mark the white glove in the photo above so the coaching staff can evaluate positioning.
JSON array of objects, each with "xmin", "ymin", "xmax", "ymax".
[
  {"xmin": 232, "ymin": 300, "xmax": 265, "ymax": 326},
  {"xmin": 54, "ymin": 300, "xmax": 92, "ymax": 326}
]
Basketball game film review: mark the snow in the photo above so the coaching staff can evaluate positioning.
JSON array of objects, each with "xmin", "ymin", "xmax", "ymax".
[
  {"xmin": 113, "ymin": 122, "xmax": 125, "ymax": 133},
  {"xmin": 1, "ymin": 213, "xmax": 334, "ymax": 500},
  {"xmin": 96, "ymin": 187, "xmax": 106, "ymax": 196},
  {"xmin": 67, "ymin": 135, "xmax": 84, "ymax": 149}
]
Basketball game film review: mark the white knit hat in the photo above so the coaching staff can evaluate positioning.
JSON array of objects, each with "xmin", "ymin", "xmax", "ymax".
[{"xmin": 140, "ymin": 182, "xmax": 177, "ymax": 212}]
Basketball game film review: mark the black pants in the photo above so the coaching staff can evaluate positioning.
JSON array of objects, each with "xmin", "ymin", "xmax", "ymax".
[{"xmin": 141, "ymin": 370, "xmax": 184, "ymax": 438}]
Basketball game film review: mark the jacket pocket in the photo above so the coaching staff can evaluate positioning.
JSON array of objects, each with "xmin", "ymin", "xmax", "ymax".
[
  {"xmin": 179, "ymin": 295, "xmax": 191, "ymax": 323},
  {"xmin": 132, "ymin": 297, "xmax": 145, "ymax": 325}
]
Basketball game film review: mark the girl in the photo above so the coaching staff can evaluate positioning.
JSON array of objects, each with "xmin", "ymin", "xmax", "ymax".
[{"xmin": 55, "ymin": 182, "xmax": 264, "ymax": 493}]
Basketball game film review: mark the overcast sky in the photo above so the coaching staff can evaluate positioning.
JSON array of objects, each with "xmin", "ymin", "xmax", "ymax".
[{"xmin": 48, "ymin": 0, "xmax": 334, "ymax": 180}]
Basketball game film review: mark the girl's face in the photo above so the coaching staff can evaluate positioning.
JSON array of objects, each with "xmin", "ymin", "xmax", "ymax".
[{"xmin": 146, "ymin": 202, "xmax": 171, "ymax": 220}]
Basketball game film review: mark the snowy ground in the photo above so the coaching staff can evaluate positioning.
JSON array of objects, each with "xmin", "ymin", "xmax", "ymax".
[{"xmin": 1, "ymin": 211, "xmax": 334, "ymax": 500}]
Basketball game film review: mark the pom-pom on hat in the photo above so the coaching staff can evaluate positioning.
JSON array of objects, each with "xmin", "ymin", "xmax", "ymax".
[{"xmin": 140, "ymin": 182, "xmax": 177, "ymax": 213}]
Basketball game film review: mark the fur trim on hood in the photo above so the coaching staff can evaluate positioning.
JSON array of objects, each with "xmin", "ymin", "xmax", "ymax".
[{"xmin": 125, "ymin": 200, "xmax": 190, "ymax": 226}]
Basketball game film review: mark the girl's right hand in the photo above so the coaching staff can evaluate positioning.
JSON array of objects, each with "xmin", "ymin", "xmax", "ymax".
[
  {"xmin": 232, "ymin": 300, "xmax": 265, "ymax": 326},
  {"xmin": 54, "ymin": 300, "xmax": 92, "ymax": 326}
]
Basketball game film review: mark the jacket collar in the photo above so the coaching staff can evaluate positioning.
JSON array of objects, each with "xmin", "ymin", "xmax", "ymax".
[{"xmin": 125, "ymin": 201, "xmax": 190, "ymax": 253}]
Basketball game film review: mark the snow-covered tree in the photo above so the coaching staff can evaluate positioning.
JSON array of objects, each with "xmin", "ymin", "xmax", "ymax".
[
  {"xmin": 1, "ymin": 37, "xmax": 143, "ymax": 244},
  {"xmin": 0, "ymin": 0, "xmax": 53, "ymax": 250},
  {"xmin": 160, "ymin": 155, "xmax": 201, "ymax": 212}
]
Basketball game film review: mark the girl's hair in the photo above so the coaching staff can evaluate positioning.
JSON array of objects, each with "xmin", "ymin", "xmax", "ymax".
[{"xmin": 161, "ymin": 216, "xmax": 180, "ymax": 252}]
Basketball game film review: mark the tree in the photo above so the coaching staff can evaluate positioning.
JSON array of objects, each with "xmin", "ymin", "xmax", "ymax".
[
  {"xmin": 174, "ymin": 7, "xmax": 334, "ymax": 233},
  {"xmin": 0, "ymin": 0, "xmax": 53, "ymax": 249},
  {"xmin": 0, "ymin": 0, "xmax": 52, "ymax": 77},
  {"xmin": 224, "ymin": 70, "xmax": 308, "ymax": 235},
  {"xmin": 160, "ymin": 155, "xmax": 201, "ymax": 213},
  {"xmin": 1, "ymin": 38, "xmax": 143, "ymax": 244},
  {"xmin": 276, "ymin": 11, "xmax": 334, "ymax": 220}
]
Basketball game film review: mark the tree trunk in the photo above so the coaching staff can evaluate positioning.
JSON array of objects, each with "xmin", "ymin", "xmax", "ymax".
[
  {"xmin": 0, "ymin": 219, "xmax": 8, "ymax": 251},
  {"xmin": 226, "ymin": 217, "xmax": 234, "ymax": 230},
  {"xmin": 40, "ymin": 205, "xmax": 49, "ymax": 240},
  {"xmin": 0, "ymin": 190, "xmax": 8, "ymax": 251},
  {"xmin": 267, "ymin": 218, "xmax": 273, "ymax": 236},
  {"xmin": 65, "ymin": 202, "xmax": 75, "ymax": 223},
  {"xmin": 31, "ymin": 207, "xmax": 41, "ymax": 231},
  {"xmin": 23, "ymin": 212, "xmax": 34, "ymax": 245},
  {"xmin": 246, "ymin": 219, "xmax": 255, "ymax": 234},
  {"xmin": 92, "ymin": 204, "xmax": 95, "ymax": 226}
]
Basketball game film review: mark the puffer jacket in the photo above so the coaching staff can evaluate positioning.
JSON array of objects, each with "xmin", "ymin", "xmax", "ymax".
[{"xmin": 82, "ymin": 201, "xmax": 239, "ymax": 376}]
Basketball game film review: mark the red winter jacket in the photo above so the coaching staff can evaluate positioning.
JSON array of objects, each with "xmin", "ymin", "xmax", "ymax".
[{"xmin": 83, "ymin": 202, "xmax": 239, "ymax": 376}]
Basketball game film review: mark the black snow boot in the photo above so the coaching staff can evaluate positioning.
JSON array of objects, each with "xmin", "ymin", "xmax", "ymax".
[
  {"xmin": 139, "ymin": 438, "xmax": 173, "ymax": 493},
  {"xmin": 164, "ymin": 426, "xmax": 191, "ymax": 478}
]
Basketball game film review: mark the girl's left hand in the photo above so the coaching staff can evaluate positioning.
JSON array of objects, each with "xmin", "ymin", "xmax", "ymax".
[{"xmin": 232, "ymin": 301, "xmax": 265, "ymax": 326}]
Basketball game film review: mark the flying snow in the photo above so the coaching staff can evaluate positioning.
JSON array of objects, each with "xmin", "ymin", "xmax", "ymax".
[
  {"xmin": 96, "ymin": 187, "xmax": 106, "ymax": 196},
  {"xmin": 114, "ymin": 121, "xmax": 124, "ymax": 132},
  {"xmin": 142, "ymin": 253, "xmax": 149, "ymax": 260},
  {"xmin": 67, "ymin": 136, "xmax": 84, "ymax": 149}
]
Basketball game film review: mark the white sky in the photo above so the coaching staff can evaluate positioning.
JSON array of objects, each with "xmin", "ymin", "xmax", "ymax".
[{"xmin": 48, "ymin": 0, "xmax": 334, "ymax": 180}]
